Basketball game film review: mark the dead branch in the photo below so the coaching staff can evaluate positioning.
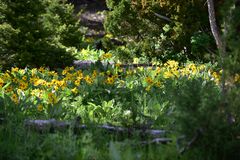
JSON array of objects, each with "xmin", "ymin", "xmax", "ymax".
[
  {"xmin": 152, "ymin": 11, "xmax": 172, "ymax": 22},
  {"xmin": 140, "ymin": 138, "xmax": 172, "ymax": 145},
  {"xmin": 179, "ymin": 128, "xmax": 203, "ymax": 154}
]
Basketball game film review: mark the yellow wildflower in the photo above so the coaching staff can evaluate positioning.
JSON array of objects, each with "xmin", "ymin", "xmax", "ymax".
[
  {"xmin": 163, "ymin": 71, "xmax": 174, "ymax": 79},
  {"xmin": 155, "ymin": 81, "xmax": 161, "ymax": 87},
  {"xmin": 71, "ymin": 87, "xmax": 78, "ymax": 94},
  {"xmin": 186, "ymin": 63, "xmax": 197, "ymax": 75},
  {"xmin": 198, "ymin": 64, "xmax": 206, "ymax": 71},
  {"xmin": 165, "ymin": 60, "xmax": 178, "ymax": 70},
  {"xmin": 145, "ymin": 76, "xmax": 153, "ymax": 84},
  {"xmin": 29, "ymin": 77, "xmax": 35, "ymax": 83},
  {"xmin": 57, "ymin": 80, "xmax": 66, "ymax": 87},
  {"xmin": 22, "ymin": 76, "xmax": 27, "ymax": 81},
  {"xmin": 234, "ymin": 74, "xmax": 240, "ymax": 83},
  {"xmin": 118, "ymin": 68, "xmax": 123, "ymax": 73},
  {"xmin": 37, "ymin": 104, "xmax": 43, "ymax": 111},
  {"xmin": 172, "ymin": 70, "xmax": 180, "ymax": 77},
  {"xmin": 64, "ymin": 73, "xmax": 73, "ymax": 81},
  {"xmin": 2, "ymin": 73, "xmax": 11, "ymax": 81},
  {"xmin": 77, "ymin": 71, "xmax": 83, "ymax": 79},
  {"xmin": 92, "ymin": 70, "xmax": 98, "ymax": 78},
  {"xmin": 126, "ymin": 70, "xmax": 133, "ymax": 75},
  {"xmin": 84, "ymin": 75, "xmax": 93, "ymax": 84},
  {"xmin": 64, "ymin": 66, "xmax": 70, "ymax": 71},
  {"xmin": 212, "ymin": 72, "xmax": 220, "ymax": 84},
  {"xmin": 105, "ymin": 33, "xmax": 113, "ymax": 38},
  {"xmin": 11, "ymin": 67, "xmax": 19, "ymax": 73},
  {"xmin": 137, "ymin": 66, "xmax": 144, "ymax": 72},
  {"xmin": 39, "ymin": 67, "xmax": 45, "ymax": 73},
  {"xmin": 47, "ymin": 93, "xmax": 58, "ymax": 104},
  {"xmin": 180, "ymin": 68, "xmax": 189, "ymax": 76},
  {"xmin": 50, "ymin": 71, "xmax": 58, "ymax": 78},
  {"xmin": 105, "ymin": 76, "xmax": 114, "ymax": 85},
  {"xmin": 19, "ymin": 81, "xmax": 28, "ymax": 90},
  {"xmin": 0, "ymin": 78, "xmax": 4, "ymax": 88},
  {"xmin": 5, "ymin": 86, "xmax": 13, "ymax": 93},
  {"xmin": 54, "ymin": 85, "xmax": 59, "ymax": 91},
  {"xmin": 46, "ymin": 82, "xmax": 52, "ymax": 88},
  {"xmin": 115, "ymin": 63, "xmax": 121, "ymax": 68},
  {"xmin": 31, "ymin": 68, "xmax": 37, "ymax": 76},
  {"xmin": 11, "ymin": 93, "xmax": 19, "ymax": 104},
  {"xmin": 19, "ymin": 69, "xmax": 25, "ymax": 75},
  {"xmin": 101, "ymin": 53, "xmax": 112, "ymax": 60},
  {"xmin": 51, "ymin": 79, "xmax": 58, "ymax": 85},
  {"xmin": 12, "ymin": 78, "xmax": 18, "ymax": 83},
  {"xmin": 145, "ymin": 85, "xmax": 151, "ymax": 92},
  {"xmin": 69, "ymin": 66, "xmax": 74, "ymax": 71},
  {"xmin": 156, "ymin": 67, "xmax": 161, "ymax": 74},
  {"xmin": 113, "ymin": 74, "xmax": 118, "ymax": 79},
  {"xmin": 34, "ymin": 79, "xmax": 46, "ymax": 86},
  {"xmin": 62, "ymin": 69, "xmax": 68, "ymax": 75},
  {"xmin": 85, "ymin": 37, "xmax": 94, "ymax": 43},
  {"xmin": 74, "ymin": 79, "xmax": 81, "ymax": 86},
  {"xmin": 31, "ymin": 89, "xmax": 40, "ymax": 96},
  {"xmin": 17, "ymin": 89, "xmax": 24, "ymax": 96}
]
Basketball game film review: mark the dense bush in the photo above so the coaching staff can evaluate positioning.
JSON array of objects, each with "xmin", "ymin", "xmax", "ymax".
[
  {"xmin": 0, "ymin": 0, "xmax": 83, "ymax": 68},
  {"xmin": 167, "ymin": 77, "xmax": 239, "ymax": 160},
  {"xmin": 165, "ymin": 1, "xmax": 240, "ymax": 159},
  {"xmin": 104, "ymin": 0, "xmax": 215, "ymax": 62}
]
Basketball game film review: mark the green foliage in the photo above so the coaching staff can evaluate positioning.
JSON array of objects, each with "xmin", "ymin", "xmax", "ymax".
[
  {"xmin": 1, "ymin": 59, "xmax": 238, "ymax": 159},
  {"xmin": 0, "ymin": 23, "xmax": 19, "ymax": 67},
  {"xmin": 167, "ymin": 77, "xmax": 240, "ymax": 159},
  {"xmin": 191, "ymin": 31, "xmax": 216, "ymax": 61},
  {"xmin": 0, "ymin": 0, "xmax": 83, "ymax": 68},
  {"xmin": 224, "ymin": 1, "xmax": 240, "ymax": 75},
  {"xmin": 75, "ymin": 46, "xmax": 106, "ymax": 61},
  {"xmin": 104, "ymin": 0, "xmax": 214, "ymax": 62}
]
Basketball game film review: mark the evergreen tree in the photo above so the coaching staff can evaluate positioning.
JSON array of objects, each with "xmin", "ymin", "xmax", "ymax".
[{"xmin": 0, "ymin": 0, "xmax": 83, "ymax": 68}]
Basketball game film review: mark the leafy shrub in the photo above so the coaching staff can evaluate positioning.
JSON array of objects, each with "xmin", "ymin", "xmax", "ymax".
[{"xmin": 104, "ymin": 0, "xmax": 213, "ymax": 62}]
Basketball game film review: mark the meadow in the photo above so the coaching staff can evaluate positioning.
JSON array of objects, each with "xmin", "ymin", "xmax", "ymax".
[
  {"xmin": 2, "ymin": 56, "xmax": 238, "ymax": 159},
  {"xmin": 1, "ymin": 0, "xmax": 240, "ymax": 159}
]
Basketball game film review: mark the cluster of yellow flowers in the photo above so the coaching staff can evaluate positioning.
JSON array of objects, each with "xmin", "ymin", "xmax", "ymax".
[
  {"xmin": 100, "ymin": 53, "xmax": 113, "ymax": 60},
  {"xmin": 0, "ymin": 60, "xmax": 238, "ymax": 111},
  {"xmin": 0, "ymin": 66, "xmax": 120, "ymax": 110}
]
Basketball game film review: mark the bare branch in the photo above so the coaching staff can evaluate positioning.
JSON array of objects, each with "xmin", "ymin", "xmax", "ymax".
[{"xmin": 152, "ymin": 12, "xmax": 172, "ymax": 22}]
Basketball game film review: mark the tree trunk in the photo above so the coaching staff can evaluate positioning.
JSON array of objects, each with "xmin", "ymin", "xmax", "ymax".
[
  {"xmin": 207, "ymin": 0, "xmax": 225, "ymax": 54},
  {"xmin": 207, "ymin": 0, "xmax": 227, "ymax": 103}
]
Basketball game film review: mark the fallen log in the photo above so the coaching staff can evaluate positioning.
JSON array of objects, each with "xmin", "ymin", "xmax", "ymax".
[
  {"xmin": 24, "ymin": 119, "xmax": 167, "ymax": 139},
  {"xmin": 140, "ymin": 138, "xmax": 173, "ymax": 145},
  {"xmin": 73, "ymin": 60, "xmax": 158, "ymax": 70}
]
